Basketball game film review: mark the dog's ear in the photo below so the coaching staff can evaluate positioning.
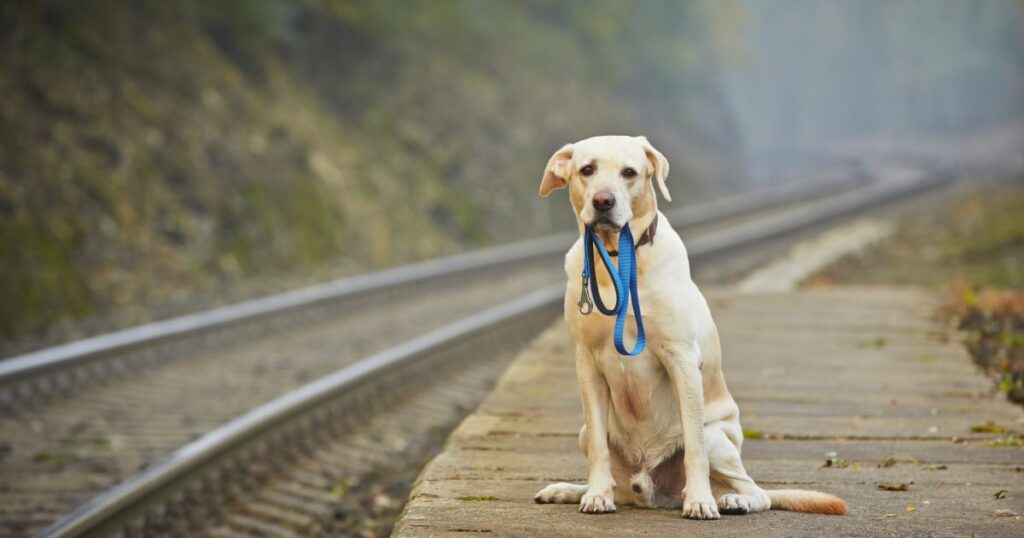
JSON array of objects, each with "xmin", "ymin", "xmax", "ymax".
[
  {"xmin": 637, "ymin": 136, "xmax": 671, "ymax": 202},
  {"xmin": 539, "ymin": 143, "xmax": 574, "ymax": 197}
]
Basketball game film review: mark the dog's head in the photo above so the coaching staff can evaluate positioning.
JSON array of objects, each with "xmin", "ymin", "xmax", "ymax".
[{"xmin": 539, "ymin": 135, "xmax": 670, "ymax": 231}]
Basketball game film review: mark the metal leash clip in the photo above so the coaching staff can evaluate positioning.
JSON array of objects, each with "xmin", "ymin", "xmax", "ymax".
[{"xmin": 577, "ymin": 275, "xmax": 594, "ymax": 315}]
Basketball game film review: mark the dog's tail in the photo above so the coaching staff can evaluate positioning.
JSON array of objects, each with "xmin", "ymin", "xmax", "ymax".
[{"xmin": 766, "ymin": 489, "xmax": 848, "ymax": 515}]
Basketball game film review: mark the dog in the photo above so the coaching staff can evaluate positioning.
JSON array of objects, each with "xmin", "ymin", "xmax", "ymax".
[{"xmin": 533, "ymin": 135, "xmax": 848, "ymax": 519}]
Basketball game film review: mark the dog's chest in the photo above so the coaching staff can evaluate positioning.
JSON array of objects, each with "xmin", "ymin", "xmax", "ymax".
[
  {"xmin": 597, "ymin": 351, "xmax": 671, "ymax": 423},
  {"xmin": 572, "ymin": 271, "xmax": 676, "ymax": 425},
  {"xmin": 597, "ymin": 352, "xmax": 683, "ymax": 465}
]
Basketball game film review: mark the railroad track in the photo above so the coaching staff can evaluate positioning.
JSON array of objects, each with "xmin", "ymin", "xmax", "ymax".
[
  {"xmin": 0, "ymin": 165, "xmax": 861, "ymax": 403},
  {"xmin": 0, "ymin": 158, "xmax": 946, "ymax": 537}
]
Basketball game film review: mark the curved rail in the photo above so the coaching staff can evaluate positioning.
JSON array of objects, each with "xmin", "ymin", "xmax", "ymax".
[
  {"xmin": 0, "ymin": 171, "xmax": 861, "ymax": 394},
  {"xmin": 40, "ymin": 162, "xmax": 952, "ymax": 537}
]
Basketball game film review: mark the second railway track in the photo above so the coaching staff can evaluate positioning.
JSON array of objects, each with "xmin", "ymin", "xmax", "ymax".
[{"xmin": 0, "ymin": 158, "xmax": 947, "ymax": 537}]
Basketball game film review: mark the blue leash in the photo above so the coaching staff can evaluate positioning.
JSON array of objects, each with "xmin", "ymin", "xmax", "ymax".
[{"xmin": 577, "ymin": 224, "xmax": 646, "ymax": 356}]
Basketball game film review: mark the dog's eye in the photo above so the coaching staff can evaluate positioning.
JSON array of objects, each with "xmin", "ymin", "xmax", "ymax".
[
  {"xmin": 580, "ymin": 165, "xmax": 595, "ymax": 177},
  {"xmin": 622, "ymin": 167, "xmax": 637, "ymax": 178}
]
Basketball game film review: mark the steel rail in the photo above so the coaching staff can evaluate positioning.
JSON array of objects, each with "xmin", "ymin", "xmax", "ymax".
[
  {"xmin": 671, "ymin": 162, "xmax": 866, "ymax": 228},
  {"xmin": 41, "ymin": 286, "xmax": 564, "ymax": 538},
  {"xmin": 685, "ymin": 160, "xmax": 950, "ymax": 261},
  {"xmin": 40, "ymin": 163, "xmax": 951, "ymax": 537},
  {"xmin": 0, "ymin": 171, "xmax": 861, "ymax": 392}
]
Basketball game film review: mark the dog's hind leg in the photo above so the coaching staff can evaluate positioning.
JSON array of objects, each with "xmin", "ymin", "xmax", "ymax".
[
  {"xmin": 706, "ymin": 421, "xmax": 770, "ymax": 515},
  {"xmin": 535, "ymin": 483, "xmax": 588, "ymax": 504}
]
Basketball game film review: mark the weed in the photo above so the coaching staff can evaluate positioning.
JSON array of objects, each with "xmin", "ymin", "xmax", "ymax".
[
  {"xmin": 857, "ymin": 337, "xmax": 887, "ymax": 349},
  {"xmin": 970, "ymin": 422, "xmax": 1006, "ymax": 434},
  {"xmin": 983, "ymin": 435, "xmax": 1024, "ymax": 447}
]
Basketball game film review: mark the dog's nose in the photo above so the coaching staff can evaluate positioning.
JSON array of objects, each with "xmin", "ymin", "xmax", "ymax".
[{"xmin": 592, "ymin": 192, "xmax": 616, "ymax": 211}]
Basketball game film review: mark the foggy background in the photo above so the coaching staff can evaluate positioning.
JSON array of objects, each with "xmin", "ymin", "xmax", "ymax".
[
  {"xmin": 1, "ymin": 0, "xmax": 1022, "ymax": 354},
  {"xmin": 725, "ymin": 0, "xmax": 1024, "ymax": 182}
]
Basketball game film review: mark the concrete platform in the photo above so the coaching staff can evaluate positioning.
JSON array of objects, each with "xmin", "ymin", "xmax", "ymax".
[{"xmin": 394, "ymin": 288, "xmax": 1023, "ymax": 537}]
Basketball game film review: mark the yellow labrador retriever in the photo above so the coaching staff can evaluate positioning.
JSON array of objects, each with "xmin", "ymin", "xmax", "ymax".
[{"xmin": 533, "ymin": 135, "xmax": 847, "ymax": 519}]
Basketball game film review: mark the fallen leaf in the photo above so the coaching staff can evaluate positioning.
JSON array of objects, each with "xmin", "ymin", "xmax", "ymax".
[
  {"xmin": 989, "ymin": 509, "xmax": 1019, "ymax": 518},
  {"xmin": 884, "ymin": 513, "xmax": 897, "ymax": 518},
  {"xmin": 905, "ymin": 504, "xmax": 917, "ymax": 512},
  {"xmin": 822, "ymin": 457, "xmax": 850, "ymax": 469},
  {"xmin": 878, "ymin": 483, "xmax": 909, "ymax": 492},
  {"xmin": 924, "ymin": 464, "xmax": 948, "ymax": 471},
  {"xmin": 822, "ymin": 451, "xmax": 851, "ymax": 468},
  {"xmin": 993, "ymin": 489, "xmax": 1008, "ymax": 500},
  {"xmin": 878, "ymin": 456, "xmax": 919, "ymax": 468}
]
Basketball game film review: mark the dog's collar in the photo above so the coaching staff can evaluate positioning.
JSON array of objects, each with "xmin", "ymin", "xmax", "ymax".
[{"xmin": 606, "ymin": 214, "xmax": 658, "ymax": 257}]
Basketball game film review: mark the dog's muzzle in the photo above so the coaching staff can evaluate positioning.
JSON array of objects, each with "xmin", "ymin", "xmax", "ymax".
[{"xmin": 590, "ymin": 217, "xmax": 622, "ymax": 231}]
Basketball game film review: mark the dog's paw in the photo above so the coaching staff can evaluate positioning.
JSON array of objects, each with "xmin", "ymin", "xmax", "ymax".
[
  {"xmin": 682, "ymin": 489, "xmax": 720, "ymax": 520},
  {"xmin": 579, "ymin": 489, "xmax": 616, "ymax": 514},
  {"xmin": 717, "ymin": 493, "xmax": 751, "ymax": 515},
  {"xmin": 534, "ymin": 483, "xmax": 586, "ymax": 504}
]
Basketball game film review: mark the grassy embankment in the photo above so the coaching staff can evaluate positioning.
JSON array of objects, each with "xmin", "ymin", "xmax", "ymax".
[{"xmin": 0, "ymin": 1, "xmax": 744, "ymax": 353}]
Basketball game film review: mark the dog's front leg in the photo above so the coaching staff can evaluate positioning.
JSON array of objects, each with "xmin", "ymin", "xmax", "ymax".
[
  {"xmin": 576, "ymin": 346, "xmax": 616, "ymax": 514},
  {"xmin": 661, "ymin": 342, "xmax": 720, "ymax": 520}
]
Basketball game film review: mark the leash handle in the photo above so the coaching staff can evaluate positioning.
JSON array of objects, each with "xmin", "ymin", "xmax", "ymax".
[
  {"xmin": 583, "ymin": 227, "xmax": 621, "ymax": 315},
  {"xmin": 612, "ymin": 225, "xmax": 646, "ymax": 356}
]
